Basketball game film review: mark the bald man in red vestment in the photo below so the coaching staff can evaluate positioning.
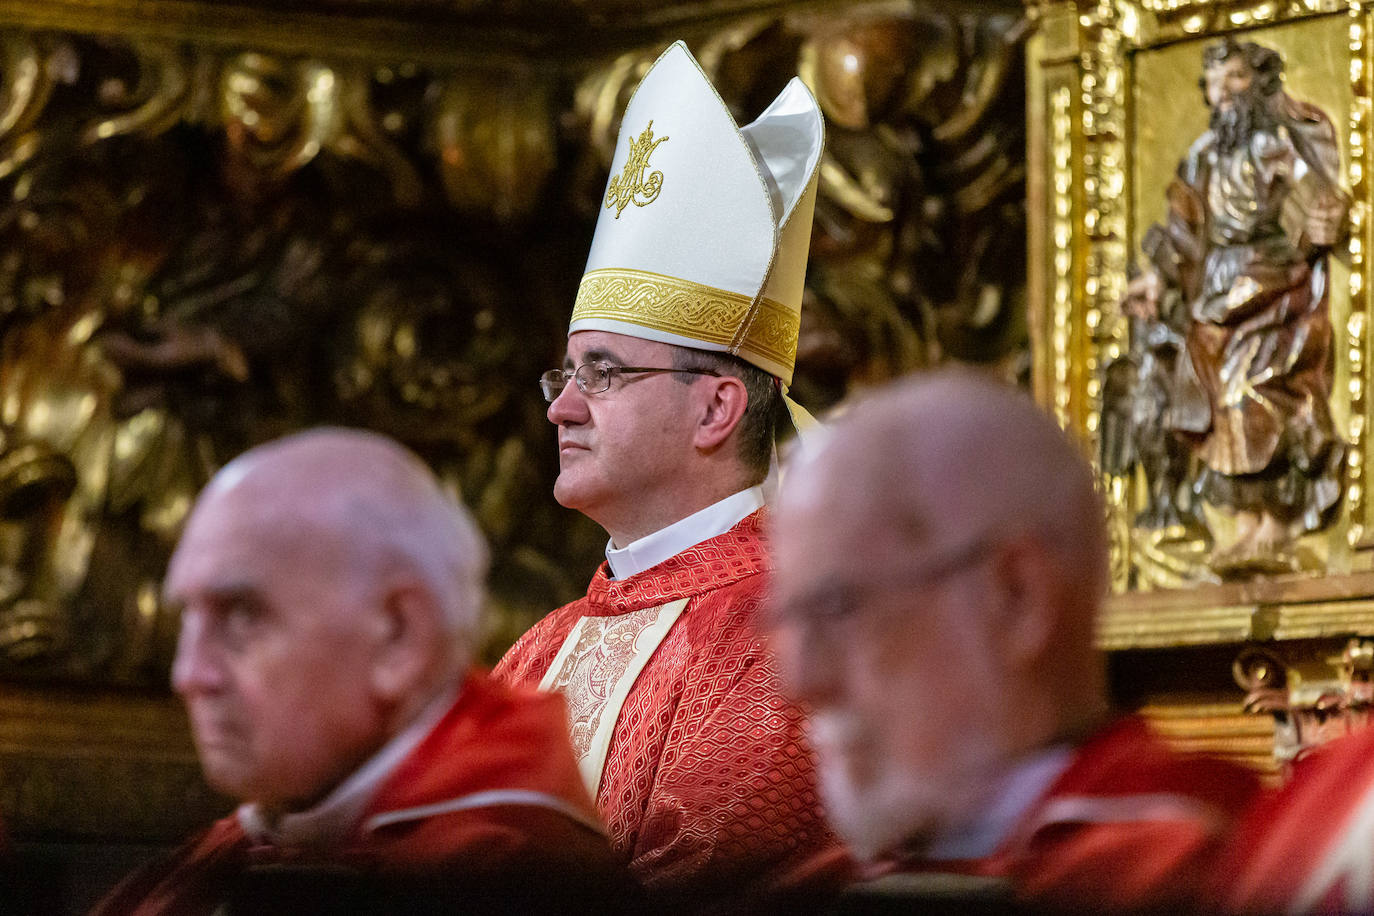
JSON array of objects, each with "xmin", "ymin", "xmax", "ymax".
[
  {"xmin": 767, "ymin": 371, "xmax": 1261, "ymax": 912},
  {"xmin": 92, "ymin": 430, "xmax": 621, "ymax": 915},
  {"xmin": 493, "ymin": 41, "xmax": 836, "ymax": 900}
]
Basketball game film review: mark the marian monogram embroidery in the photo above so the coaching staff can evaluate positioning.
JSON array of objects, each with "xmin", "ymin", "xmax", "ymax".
[{"xmin": 605, "ymin": 121, "xmax": 668, "ymax": 218}]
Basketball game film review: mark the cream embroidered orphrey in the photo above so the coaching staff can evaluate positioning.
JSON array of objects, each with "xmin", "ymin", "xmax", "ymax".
[{"xmin": 538, "ymin": 598, "xmax": 690, "ymax": 796}]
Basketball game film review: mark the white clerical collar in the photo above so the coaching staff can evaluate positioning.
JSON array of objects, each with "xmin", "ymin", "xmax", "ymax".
[
  {"xmin": 605, "ymin": 486, "xmax": 764, "ymax": 580},
  {"xmin": 923, "ymin": 744, "xmax": 1075, "ymax": 862},
  {"xmin": 238, "ymin": 678, "xmax": 461, "ymax": 850}
]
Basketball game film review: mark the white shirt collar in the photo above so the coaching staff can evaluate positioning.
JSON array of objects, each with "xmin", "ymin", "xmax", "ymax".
[
  {"xmin": 237, "ymin": 679, "xmax": 461, "ymax": 850},
  {"xmin": 923, "ymin": 744, "xmax": 1075, "ymax": 861},
  {"xmin": 605, "ymin": 486, "xmax": 764, "ymax": 580}
]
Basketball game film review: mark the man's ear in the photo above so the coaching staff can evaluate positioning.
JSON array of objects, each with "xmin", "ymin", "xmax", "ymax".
[
  {"xmin": 986, "ymin": 536, "xmax": 1057, "ymax": 671},
  {"xmin": 693, "ymin": 375, "xmax": 749, "ymax": 451},
  {"xmin": 369, "ymin": 583, "xmax": 441, "ymax": 704}
]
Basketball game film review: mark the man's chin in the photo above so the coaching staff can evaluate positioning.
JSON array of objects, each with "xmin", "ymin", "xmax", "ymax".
[
  {"xmin": 819, "ymin": 762, "xmax": 938, "ymax": 862},
  {"xmin": 198, "ymin": 758, "xmax": 249, "ymax": 802},
  {"xmin": 551, "ymin": 478, "xmax": 582, "ymax": 510},
  {"xmin": 191, "ymin": 733, "xmax": 250, "ymax": 792},
  {"xmin": 552, "ymin": 475, "xmax": 603, "ymax": 514}
]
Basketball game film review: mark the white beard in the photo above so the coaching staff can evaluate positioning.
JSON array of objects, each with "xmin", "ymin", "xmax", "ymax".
[{"xmin": 810, "ymin": 712, "xmax": 939, "ymax": 862}]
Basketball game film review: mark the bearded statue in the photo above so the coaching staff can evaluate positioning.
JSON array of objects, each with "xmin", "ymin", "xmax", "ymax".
[{"xmin": 1119, "ymin": 38, "xmax": 1349, "ymax": 577}]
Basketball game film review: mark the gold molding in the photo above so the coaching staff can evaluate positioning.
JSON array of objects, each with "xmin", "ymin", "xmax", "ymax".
[
  {"xmin": 1349, "ymin": 3, "xmax": 1373, "ymax": 548},
  {"xmin": 1078, "ymin": 0, "xmax": 1129, "ymax": 448},
  {"xmin": 1101, "ymin": 571, "xmax": 1374, "ymax": 647},
  {"xmin": 1132, "ymin": 0, "xmax": 1347, "ymax": 47},
  {"xmin": 1100, "ymin": 602, "xmax": 1258, "ymax": 649},
  {"xmin": 1050, "ymin": 81, "xmax": 1076, "ymax": 429}
]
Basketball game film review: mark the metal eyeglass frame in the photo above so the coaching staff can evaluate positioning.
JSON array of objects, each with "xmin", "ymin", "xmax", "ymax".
[{"xmin": 539, "ymin": 362, "xmax": 720, "ymax": 402}]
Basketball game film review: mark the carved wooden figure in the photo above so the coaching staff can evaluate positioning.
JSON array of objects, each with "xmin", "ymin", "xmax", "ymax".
[{"xmin": 1126, "ymin": 39, "xmax": 1349, "ymax": 578}]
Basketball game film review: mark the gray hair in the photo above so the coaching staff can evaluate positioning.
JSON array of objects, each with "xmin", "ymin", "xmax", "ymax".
[{"xmin": 208, "ymin": 427, "xmax": 489, "ymax": 655}]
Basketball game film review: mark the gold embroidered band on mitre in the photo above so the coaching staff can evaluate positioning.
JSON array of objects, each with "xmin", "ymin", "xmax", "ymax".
[{"xmin": 572, "ymin": 268, "xmax": 799, "ymax": 377}]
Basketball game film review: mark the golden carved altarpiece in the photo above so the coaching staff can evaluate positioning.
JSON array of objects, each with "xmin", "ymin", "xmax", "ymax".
[
  {"xmin": 1028, "ymin": 0, "xmax": 1374, "ymax": 777},
  {"xmin": 0, "ymin": 0, "xmax": 1031, "ymax": 848}
]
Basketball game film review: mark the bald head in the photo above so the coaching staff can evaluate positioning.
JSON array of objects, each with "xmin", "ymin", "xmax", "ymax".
[
  {"xmin": 784, "ymin": 369, "xmax": 1108, "ymax": 608},
  {"xmin": 199, "ymin": 428, "xmax": 489, "ymax": 649},
  {"xmin": 769, "ymin": 369, "xmax": 1110, "ymax": 859},
  {"xmin": 168, "ymin": 428, "xmax": 488, "ymax": 812}
]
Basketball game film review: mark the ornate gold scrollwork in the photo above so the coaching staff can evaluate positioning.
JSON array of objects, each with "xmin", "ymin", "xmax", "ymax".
[
  {"xmin": 82, "ymin": 40, "xmax": 195, "ymax": 145},
  {"xmin": 432, "ymin": 69, "xmax": 555, "ymax": 220},
  {"xmin": 1235, "ymin": 639, "xmax": 1374, "ymax": 774}
]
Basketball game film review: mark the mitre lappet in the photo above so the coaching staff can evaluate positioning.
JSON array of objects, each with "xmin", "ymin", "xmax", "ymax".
[{"xmin": 570, "ymin": 40, "xmax": 824, "ymax": 431}]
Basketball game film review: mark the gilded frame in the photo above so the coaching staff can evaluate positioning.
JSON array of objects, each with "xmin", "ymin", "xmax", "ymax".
[{"xmin": 1027, "ymin": 0, "xmax": 1374, "ymax": 648}]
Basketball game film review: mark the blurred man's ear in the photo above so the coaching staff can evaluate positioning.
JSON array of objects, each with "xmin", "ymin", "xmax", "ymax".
[
  {"xmin": 370, "ymin": 583, "xmax": 442, "ymax": 704},
  {"xmin": 987, "ymin": 536, "xmax": 1057, "ymax": 671}
]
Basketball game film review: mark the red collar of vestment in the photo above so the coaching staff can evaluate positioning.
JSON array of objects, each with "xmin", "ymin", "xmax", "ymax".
[{"xmin": 581, "ymin": 510, "xmax": 769, "ymax": 615}]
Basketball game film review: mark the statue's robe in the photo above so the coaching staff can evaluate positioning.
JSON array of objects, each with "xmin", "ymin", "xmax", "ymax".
[
  {"xmin": 1145, "ymin": 95, "xmax": 1347, "ymax": 528},
  {"xmin": 792, "ymin": 716, "xmax": 1261, "ymax": 912},
  {"xmin": 1220, "ymin": 723, "xmax": 1374, "ymax": 914},
  {"xmin": 493, "ymin": 511, "xmax": 836, "ymax": 897},
  {"xmin": 91, "ymin": 673, "xmax": 623, "ymax": 915}
]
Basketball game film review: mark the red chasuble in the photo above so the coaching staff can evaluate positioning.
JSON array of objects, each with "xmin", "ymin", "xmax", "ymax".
[
  {"xmin": 997, "ymin": 715, "xmax": 1260, "ymax": 909},
  {"xmin": 492, "ymin": 511, "xmax": 836, "ymax": 893},
  {"xmin": 91, "ymin": 672, "xmax": 619, "ymax": 916},
  {"xmin": 1220, "ymin": 723, "xmax": 1374, "ymax": 914},
  {"xmin": 810, "ymin": 716, "xmax": 1260, "ymax": 912}
]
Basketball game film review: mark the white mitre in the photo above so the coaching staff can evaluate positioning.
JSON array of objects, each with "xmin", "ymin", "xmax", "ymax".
[{"xmin": 570, "ymin": 40, "xmax": 824, "ymax": 413}]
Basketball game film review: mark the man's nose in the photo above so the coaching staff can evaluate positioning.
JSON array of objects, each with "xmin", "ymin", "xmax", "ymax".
[
  {"xmin": 547, "ymin": 376, "xmax": 590, "ymax": 426},
  {"xmin": 170, "ymin": 610, "xmax": 225, "ymax": 696}
]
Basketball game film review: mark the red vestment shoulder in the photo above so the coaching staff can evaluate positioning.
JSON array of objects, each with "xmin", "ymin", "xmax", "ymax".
[
  {"xmin": 1002, "ymin": 714, "xmax": 1261, "ymax": 910},
  {"xmin": 493, "ymin": 512, "xmax": 837, "ymax": 894},
  {"xmin": 817, "ymin": 715, "xmax": 1260, "ymax": 912},
  {"xmin": 1219, "ymin": 723, "xmax": 1374, "ymax": 914},
  {"xmin": 90, "ymin": 672, "xmax": 620, "ymax": 916}
]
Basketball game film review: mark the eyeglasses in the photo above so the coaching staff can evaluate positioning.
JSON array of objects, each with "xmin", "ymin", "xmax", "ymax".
[
  {"xmin": 539, "ymin": 362, "xmax": 720, "ymax": 403},
  {"xmin": 773, "ymin": 536, "xmax": 998, "ymax": 631}
]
